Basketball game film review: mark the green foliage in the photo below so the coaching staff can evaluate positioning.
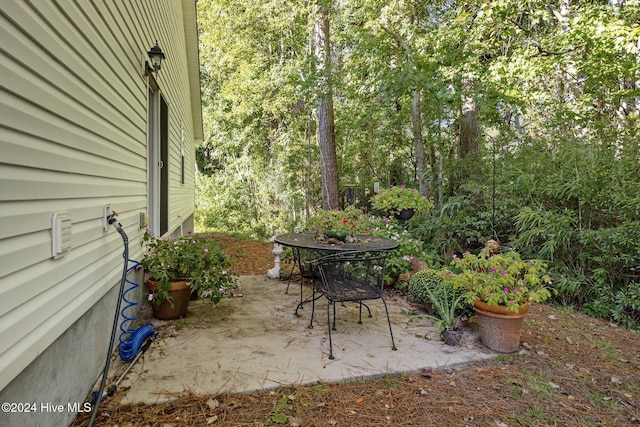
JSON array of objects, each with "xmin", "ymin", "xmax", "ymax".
[
  {"xmin": 305, "ymin": 206, "xmax": 369, "ymax": 237},
  {"xmin": 304, "ymin": 209, "xmax": 432, "ymax": 282},
  {"xmin": 408, "ymin": 270, "xmax": 466, "ymax": 333},
  {"xmin": 514, "ymin": 205, "xmax": 577, "ymax": 261},
  {"xmin": 196, "ymin": 0, "xmax": 640, "ymax": 328},
  {"xmin": 370, "ymin": 186, "xmax": 433, "ymax": 215},
  {"xmin": 504, "ymin": 139, "xmax": 640, "ymax": 325},
  {"xmin": 408, "ymin": 269, "xmax": 473, "ymax": 319},
  {"xmin": 367, "ymin": 216, "xmax": 433, "ymax": 282},
  {"xmin": 584, "ymin": 282, "xmax": 640, "ymax": 330},
  {"xmin": 408, "ymin": 269, "xmax": 445, "ymax": 305},
  {"xmin": 414, "ymin": 190, "xmax": 496, "ymax": 259},
  {"xmin": 267, "ymin": 392, "xmax": 298, "ymax": 425},
  {"xmin": 447, "ymin": 247, "xmax": 554, "ymax": 313},
  {"xmin": 140, "ymin": 231, "xmax": 238, "ymax": 306}
]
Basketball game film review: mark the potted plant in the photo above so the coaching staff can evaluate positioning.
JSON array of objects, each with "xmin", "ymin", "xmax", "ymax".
[
  {"xmin": 370, "ymin": 186, "xmax": 432, "ymax": 220},
  {"xmin": 306, "ymin": 206, "xmax": 367, "ymax": 243},
  {"xmin": 409, "ymin": 269, "xmax": 473, "ymax": 345},
  {"xmin": 140, "ymin": 231, "xmax": 239, "ymax": 320},
  {"xmin": 446, "ymin": 241, "xmax": 554, "ymax": 352}
]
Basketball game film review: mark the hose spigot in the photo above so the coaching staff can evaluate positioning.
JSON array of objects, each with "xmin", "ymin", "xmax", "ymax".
[{"xmin": 107, "ymin": 211, "xmax": 118, "ymax": 225}]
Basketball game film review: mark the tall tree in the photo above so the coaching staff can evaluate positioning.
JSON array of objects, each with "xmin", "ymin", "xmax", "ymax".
[
  {"xmin": 379, "ymin": 21, "xmax": 430, "ymax": 198},
  {"xmin": 315, "ymin": 2, "xmax": 340, "ymax": 209}
]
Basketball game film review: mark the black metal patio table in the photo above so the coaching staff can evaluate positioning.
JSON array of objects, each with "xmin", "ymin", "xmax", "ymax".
[
  {"xmin": 274, "ymin": 232, "xmax": 399, "ymax": 321},
  {"xmin": 275, "ymin": 232, "xmax": 399, "ymax": 253}
]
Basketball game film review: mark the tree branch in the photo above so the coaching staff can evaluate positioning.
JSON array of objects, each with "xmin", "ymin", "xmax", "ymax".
[
  {"xmin": 527, "ymin": 43, "xmax": 586, "ymax": 59},
  {"xmin": 379, "ymin": 24, "xmax": 413, "ymax": 57}
]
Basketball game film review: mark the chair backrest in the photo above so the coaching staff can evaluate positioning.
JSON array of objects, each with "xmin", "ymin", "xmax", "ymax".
[
  {"xmin": 315, "ymin": 251, "xmax": 388, "ymax": 297},
  {"xmin": 296, "ymin": 248, "xmax": 325, "ymax": 278}
]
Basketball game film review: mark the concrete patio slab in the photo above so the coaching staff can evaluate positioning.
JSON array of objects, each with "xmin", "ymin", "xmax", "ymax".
[{"xmin": 115, "ymin": 275, "xmax": 493, "ymax": 405}]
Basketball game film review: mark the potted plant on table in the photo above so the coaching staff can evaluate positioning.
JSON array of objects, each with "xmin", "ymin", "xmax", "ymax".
[
  {"xmin": 306, "ymin": 206, "xmax": 367, "ymax": 243},
  {"xmin": 141, "ymin": 231, "xmax": 239, "ymax": 320},
  {"xmin": 370, "ymin": 186, "xmax": 432, "ymax": 220},
  {"xmin": 446, "ymin": 241, "xmax": 554, "ymax": 352}
]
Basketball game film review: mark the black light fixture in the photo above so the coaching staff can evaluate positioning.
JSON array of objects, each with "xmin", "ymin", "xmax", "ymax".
[{"xmin": 145, "ymin": 40, "xmax": 165, "ymax": 76}]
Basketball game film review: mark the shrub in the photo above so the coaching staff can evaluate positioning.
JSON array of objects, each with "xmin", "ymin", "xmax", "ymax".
[
  {"xmin": 409, "ymin": 269, "xmax": 473, "ymax": 318},
  {"xmin": 365, "ymin": 216, "xmax": 433, "ymax": 283},
  {"xmin": 370, "ymin": 186, "xmax": 433, "ymax": 215}
]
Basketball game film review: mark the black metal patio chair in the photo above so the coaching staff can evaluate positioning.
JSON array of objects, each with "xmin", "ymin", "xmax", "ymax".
[
  {"xmin": 314, "ymin": 251, "xmax": 397, "ymax": 360},
  {"xmin": 286, "ymin": 247, "xmax": 324, "ymax": 319}
]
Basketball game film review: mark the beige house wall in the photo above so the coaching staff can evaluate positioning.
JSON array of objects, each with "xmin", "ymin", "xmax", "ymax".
[{"xmin": 0, "ymin": 1, "xmax": 202, "ymax": 425}]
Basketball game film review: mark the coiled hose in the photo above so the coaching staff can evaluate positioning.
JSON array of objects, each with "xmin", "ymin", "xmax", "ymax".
[
  {"xmin": 118, "ymin": 256, "xmax": 157, "ymax": 361},
  {"xmin": 88, "ymin": 214, "xmax": 129, "ymax": 427},
  {"xmin": 88, "ymin": 213, "xmax": 155, "ymax": 427}
]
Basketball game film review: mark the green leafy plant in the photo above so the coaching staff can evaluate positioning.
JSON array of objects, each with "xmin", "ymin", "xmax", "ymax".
[
  {"xmin": 408, "ymin": 269, "xmax": 473, "ymax": 319},
  {"xmin": 409, "ymin": 270, "xmax": 466, "ymax": 333},
  {"xmin": 366, "ymin": 216, "xmax": 432, "ymax": 283},
  {"xmin": 447, "ymin": 246, "xmax": 554, "ymax": 313},
  {"xmin": 408, "ymin": 269, "xmax": 447, "ymax": 305},
  {"xmin": 584, "ymin": 280, "xmax": 640, "ymax": 330},
  {"xmin": 370, "ymin": 186, "xmax": 433, "ymax": 215},
  {"xmin": 305, "ymin": 206, "xmax": 368, "ymax": 238},
  {"xmin": 141, "ymin": 231, "xmax": 239, "ymax": 307}
]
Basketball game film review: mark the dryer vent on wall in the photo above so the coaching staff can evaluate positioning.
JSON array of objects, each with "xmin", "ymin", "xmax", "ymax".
[{"xmin": 52, "ymin": 212, "xmax": 72, "ymax": 259}]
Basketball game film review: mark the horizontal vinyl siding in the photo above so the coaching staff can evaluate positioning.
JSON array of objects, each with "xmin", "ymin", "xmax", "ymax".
[
  {"xmin": 157, "ymin": 0, "xmax": 197, "ymax": 235},
  {"xmin": 0, "ymin": 0, "xmax": 199, "ymax": 390}
]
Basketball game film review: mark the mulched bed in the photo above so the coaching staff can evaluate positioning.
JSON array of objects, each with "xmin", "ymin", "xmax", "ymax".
[{"xmin": 73, "ymin": 236, "xmax": 640, "ymax": 427}]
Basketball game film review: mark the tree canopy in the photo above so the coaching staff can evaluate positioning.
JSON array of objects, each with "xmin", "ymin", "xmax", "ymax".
[{"xmin": 196, "ymin": 0, "xmax": 639, "ymax": 325}]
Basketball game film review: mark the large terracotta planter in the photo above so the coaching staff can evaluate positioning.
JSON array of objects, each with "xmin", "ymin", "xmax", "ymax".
[
  {"xmin": 473, "ymin": 301, "xmax": 529, "ymax": 353},
  {"xmin": 146, "ymin": 278, "xmax": 192, "ymax": 320}
]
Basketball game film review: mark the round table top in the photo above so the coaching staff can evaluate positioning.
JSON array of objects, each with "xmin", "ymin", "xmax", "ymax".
[{"xmin": 274, "ymin": 232, "xmax": 398, "ymax": 252}]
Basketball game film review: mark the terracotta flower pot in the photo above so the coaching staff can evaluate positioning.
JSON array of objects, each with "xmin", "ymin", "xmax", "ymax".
[
  {"xmin": 146, "ymin": 278, "xmax": 192, "ymax": 320},
  {"xmin": 473, "ymin": 301, "xmax": 529, "ymax": 353}
]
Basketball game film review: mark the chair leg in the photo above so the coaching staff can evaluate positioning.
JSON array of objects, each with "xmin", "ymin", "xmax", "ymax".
[
  {"xmin": 364, "ymin": 302, "xmax": 372, "ymax": 318},
  {"xmin": 357, "ymin": 302, "xmax": 372, "ymax": 324},
  {"xmin": 308, "ymin": 282, "xmax": 315, "ymax": 329},
  {"xmin": 298, "ymin": 275, "xmax": 304, "ymax": 310},
  {"xmin": 293, "ymin": 274, "xmax": 305, "ymax": 316},
  {"xmin": 380, "ymin": 297, "xmax": 397, "ymax": 351},
  {"xmin": 327, "ymin": 299, "xmax": 334, "ymax": 360},
  {"xmin": 290, "ymin": 250, "xmax": 305, "ymax": 315},
  {"xmin": 331, "ymin": 301, "xmax": 337, "ymax": 331},
  {"xmin": 285, "ymin": 262, "xmax": 295, "ymax": 294}
]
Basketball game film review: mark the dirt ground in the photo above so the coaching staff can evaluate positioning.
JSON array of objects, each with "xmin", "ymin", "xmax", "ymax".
[{"xmin": 73, "ymin": 235, "xmax": 640, "ymax": 427}]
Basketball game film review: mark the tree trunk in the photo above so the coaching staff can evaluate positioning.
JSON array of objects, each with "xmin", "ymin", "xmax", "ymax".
[
  {"xmin": 436, "ymin": 99, "xmax": 444, "ymax": 207},
  {"xmin": 412, "ymin": 90, "xmax": 429, "ymax": 198},
  {"xmin": 459, "ymin": 107, "xmax": 479, "ymax": 158},
  {"xmin": 459, "ymin": 66, "xmax": 479, "ymax": 159},
  {"xmin": 318, "ymin": 96, "xmax": 339, "ymax": 210},
  {"xmin": 315, "ymin": 5, "xmax": 339, "ymax": 210}
]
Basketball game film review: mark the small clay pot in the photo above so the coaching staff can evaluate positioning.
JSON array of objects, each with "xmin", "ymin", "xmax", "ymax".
[{"xmin": 442, "ymin": 329, "xmax": 463, "ymax": 346}]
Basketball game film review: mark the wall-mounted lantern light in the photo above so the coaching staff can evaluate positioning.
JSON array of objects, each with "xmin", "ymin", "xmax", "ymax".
[{"xmin": 145, "ymin": 40, "xmax": 165, "ymax": 77}]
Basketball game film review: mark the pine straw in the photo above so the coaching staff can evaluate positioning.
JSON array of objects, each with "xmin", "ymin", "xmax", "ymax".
[{"xmin": 72, "ymin": 237, "xmax": 640, "ymax": 427}]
